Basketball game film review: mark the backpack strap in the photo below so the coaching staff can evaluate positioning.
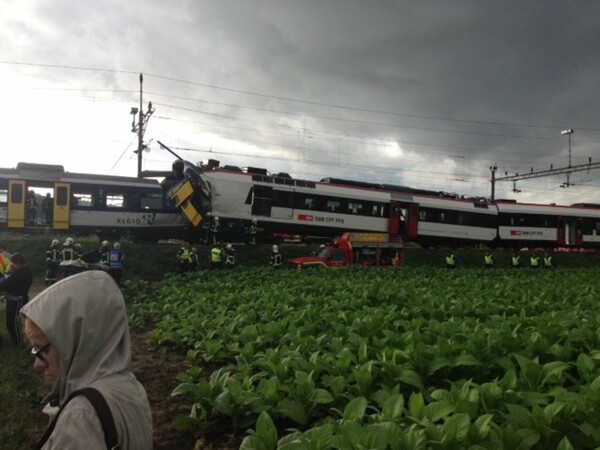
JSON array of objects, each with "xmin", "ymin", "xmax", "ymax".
[{"xmin": 37, "ymin": 387, "xmax": 120, "ymax": 450}]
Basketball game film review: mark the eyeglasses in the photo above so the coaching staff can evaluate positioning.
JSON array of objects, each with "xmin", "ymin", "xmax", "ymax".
[{"xmin": 31, "ymin": 342, "xmax": 52, "ymax": 362}]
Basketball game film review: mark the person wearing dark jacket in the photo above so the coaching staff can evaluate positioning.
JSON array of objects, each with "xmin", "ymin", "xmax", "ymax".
[{"xmin": 0, "ymin": 253, "xmax": 33, "ymax": 349}]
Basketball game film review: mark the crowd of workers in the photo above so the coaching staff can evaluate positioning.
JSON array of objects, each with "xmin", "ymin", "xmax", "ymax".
[
  {"xmin": 445, "ymin": 250, "xmax": 557, "ymax": 269},
  {"xmin": 43, "ymin": 237, "xmax": 125, "ymax": 285},
  {"xmin": 176, "ymin": 241, "xmax": 283, "ymax": 272}
]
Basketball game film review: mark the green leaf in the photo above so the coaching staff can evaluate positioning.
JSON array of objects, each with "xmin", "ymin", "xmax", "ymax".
[
  {"xmin": 474, "ymin": 414, "xmax": 494, "ymax": 439},
  {"xmin": 442, "ymin": 413, "xmax": 470, "ymax": 442},
  {"xmin": 276, "ymin": 400, "xmax": 307, "ymax": 425},
  {"xmin": 382, "ymin": 394, "xmax": 404, "ymax": 421},
  {"xmin": 541, "ymin": 361, "xmax": 570, "ymax": 386},
  {"xmin": 425, "ymin": 401, "xmax": 455, "ymax": 422},
  {"xmin": 454, "ymin": 353, "xmax": 481, "ymax": 367},
  {"xmin": 304, "ymin": 423, "xmax": 334, "ymax": 450},
  {"xmin": 255, "ymin": 412, "xmax": 278, "ymax": 450},
  {"xmin": 409, "ymin": 392, "xmax": 425, "ymax": 421},
  {"xmin": 311, "ymin": 388, "xmax": 335, "ymax": 405},
  {"xmin": 556, "ymin": 436, "xmax": 574, "ymax": 450},
  {"xmin": 400, "ymin": 369, "xmax": 424, "ymax": 391},
  {"xmin": 343, "ymin": 396, "xmax": 368, "ymax": 421},
  {"xmin": 240, "ymin": 435, "xmax": 268, "ymax": 450},
  {"xmin": 213, "ymin": 391, "xmax": 234, "ymax": 415},
  {"xmin": 590, "ymin": 375, "xmax": 600, "ymax": 393},
  {"xmin": 515, "ymin": 428, "xmax": 540, "ymax": 449}
]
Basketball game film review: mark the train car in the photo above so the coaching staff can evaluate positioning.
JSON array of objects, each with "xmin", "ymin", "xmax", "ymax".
[
  {"xmin": 164, "ymin": 158, "xmax": 600, "ymax": 249},
  {"xmin": 495, "ymin": 200, "xmax": 600, "ymax": 248},
  {"xmin": 165, "ymin": 159, "xmax": 498, "ymax": 246},
  {"xmin": 0, "ymin": 162, "xmax": 193, "ymax": 240}
]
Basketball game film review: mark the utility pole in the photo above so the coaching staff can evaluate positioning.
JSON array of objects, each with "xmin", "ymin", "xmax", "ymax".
[
  {"xmin": 489, "ymin": 128, "xmax": 600, "ymax": 200},
  {"xmin": 561, "ymin": 129, "xmax": 574, "ymax": 187},
  {"xmin": 489, "ymin": 165, "xmax": 497, "ymax": 201},
  {"xmin": 130, "ymin": 73, "xmax": 154, "ymax": 178}
]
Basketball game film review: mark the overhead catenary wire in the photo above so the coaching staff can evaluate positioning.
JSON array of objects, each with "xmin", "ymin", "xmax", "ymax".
[{"xmin": 2, "ymin": 60, "xmax": 599, "ymax": 200}]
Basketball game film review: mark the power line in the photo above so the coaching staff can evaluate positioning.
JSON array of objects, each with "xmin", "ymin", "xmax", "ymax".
[{"xmin": 4, "ymin": 59, "xmax": 600, "ymax": 133}]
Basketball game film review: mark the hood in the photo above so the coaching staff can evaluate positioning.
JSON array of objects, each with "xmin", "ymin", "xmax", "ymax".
[{"xmin": 21, "ymin": 270, "xmax": 131, "ymax": 404}]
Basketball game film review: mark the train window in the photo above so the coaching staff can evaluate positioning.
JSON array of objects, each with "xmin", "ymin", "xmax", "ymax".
[
  {"xmin": 347, "ymin": 202, "xmax": 363, "ymax": 214},
  {"xmin": 372, "ymin": 203, "xmax": 387, "ymax": 217},
  {"xmin": 72, "ymin": 192, "xmax": 94, "ymax": 208},
  {"xmin": 272, "ymin": 190, "xmax": 293, "ymax": 208},
  {"xmin": 56, "ymin": 186, "xmax": 68, "ymax": 206},
  {"xmin": 304, "ymin": 197, "xmax": 315, "ymax": 210},
  {"xmin": 106, "ymin": 194, "xmax": 129, "ymax": 209},
  {"xmin": 140, "ymin": 193, "xmax": 163, "ymax": 210},
  {"xmin": 0, "ymin": 189, "xmax": 7, "ymax": 204},
  {"xmin": 11, "ymin": 184, "xmax": 23, "ymax": 204},
  {"xmin": 326, "ymin": 200, "xmax": 341, "ymax": 213}
]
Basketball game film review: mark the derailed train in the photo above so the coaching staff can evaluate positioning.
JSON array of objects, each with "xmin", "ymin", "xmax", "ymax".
[
  {"xmin": 163, "ymin": 158, "xmax": 600, "ymax": 248},
  {"xmin": 2, "ymin": 160, "xmax": 599, "ymax": 247}
]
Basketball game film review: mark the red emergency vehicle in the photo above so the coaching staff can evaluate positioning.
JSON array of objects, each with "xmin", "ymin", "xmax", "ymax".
[{"xmin": 287, "ymin": 232, "xmax": 404, "ymax": 270}]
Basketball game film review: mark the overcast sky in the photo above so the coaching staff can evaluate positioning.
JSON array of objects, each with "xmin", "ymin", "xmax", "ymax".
[{"xmin": 1, "ymin": 1, "xmax": 599, "ymax": 204}]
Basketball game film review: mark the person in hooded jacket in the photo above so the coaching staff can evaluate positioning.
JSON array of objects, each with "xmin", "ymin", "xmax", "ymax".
[{"xmin": 21, "ymin": 270, "xmax": 153, "ymax": 450}]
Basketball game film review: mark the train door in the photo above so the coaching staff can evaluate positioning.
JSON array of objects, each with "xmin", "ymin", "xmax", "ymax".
[
  {"xmin": 573, "ymin": 218, "xmax": 583, "ymax": 246},
  {"xmin": 557, "ymin": 217, "xmax": 566, "ymax": 246},
  {"xmin": 7, "ymin": 180, "xmax": 26, "ymax": 228},
  {"xmin": 53, "ymin": 183, "xmax": 71, "ymax": 230},
  {"xmin": 388, "ymin": 201, "xmax": 409, "ymax": 238},
  {"xmin": 406, "ymin": 204, "xmax": 419, "ymax": 240}
]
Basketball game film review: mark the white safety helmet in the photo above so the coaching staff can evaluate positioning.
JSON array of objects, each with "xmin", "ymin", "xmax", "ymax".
[
  {"xmin": 252, "ymin": 218, "xmax": 257, "ymax": 224},
  {"xmin": 114, "ymin": 242, "xmax": 121, "ymax": 250},
  {"xmin": 52, "ymin": 239, "xmax": 59, "ymax": 246},
  {"xmin": 226, "ymin": 243, "xmax": 233, "ymax": 250},
  {"xmin": 214, "ymin": 216, "xmax": 220, "ymax": 222},
  {"xmin": 272, "ymin": 245, "xmax": 278, "ymax": 252},
  {"xmin": 102, "ymin": 240, "xmax": 110, "ymax": 247},
  {"xmin": 65, "ymin": 237, "xmax": 74, "ymax": 245}
]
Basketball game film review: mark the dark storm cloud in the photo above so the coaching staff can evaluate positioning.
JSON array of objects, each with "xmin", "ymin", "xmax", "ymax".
[{"xmin": 2, "ymin": 1, "xmax": 599, "ymax": 202}]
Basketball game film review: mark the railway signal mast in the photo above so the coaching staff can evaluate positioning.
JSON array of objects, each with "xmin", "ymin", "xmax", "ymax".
[
  {"xmin": 489, "ymin": 128, "xmax": 600, "ymax": 200},
  {"xmin": 130, "ymin": 73, "xmax": 154, "ymax": 178}
]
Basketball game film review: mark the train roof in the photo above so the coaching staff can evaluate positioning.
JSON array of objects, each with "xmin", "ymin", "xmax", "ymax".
[{"xmin": 2, "ymin": 162, "xmax": 162, "ymax": 188}]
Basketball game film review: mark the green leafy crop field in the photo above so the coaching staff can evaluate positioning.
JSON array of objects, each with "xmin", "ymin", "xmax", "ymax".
[{"xmin": 125, "ymin": 266, "xmax": 600, "ymax": 449}]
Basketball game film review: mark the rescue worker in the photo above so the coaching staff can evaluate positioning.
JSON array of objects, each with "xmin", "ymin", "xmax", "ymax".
[
  {"xmin": 248, "ymin": 218, "xmax": 258, "ymax": 245},
  {"xmin": 99, "ymin": 240, "xmax": 111, "ymax": 266},
  {"xmin": 42, "ymin": 192, "xmax": 53, "ymax": 225},
  {"xmin": 60, "ymin": 237, "xmax": 80, "ymax": 278},
  {"xmin": 543, "ymin": 252, "xmax": 556, "ymax": 269},
  {"xmin": 108, "ymin": 242, "xmax": 125, "ymax": 285},
  {"xmin": 529, "ymin": 252, "xmax": 541, "ymax": 269},
  {"xmin": 510, "ymin": 251, "xmax": 522, "ymax": 269},
  {"xmin": 189, "ymin": 246, "xmax": 199, "ymax": 272},
  {"xmin": 61, "ymin": 237, "xmax": 77, "ymax": 262},
  {"xmin": 176, "ymin": 241, "xmax": 191, "ymax": 273},
  {"xmin": 26, "ymin": 189, "xmax": 37, "ymax": 224},
  {"xmin": 270, "ymin": 245, "xmax": 282, "ymax": 269},
  {"xmin": 445, "ymin": 251, "xmax": 457, "ymax": 269},
  {"xmin": 45, "ymin": 239, "xmax": 61, "ymax": 285},
  {"xmin": 209, "ymin": 243, "xmax": 223, "ymax": 269},
  {"xmin": 209, "ymin": 216, "xmax": 221, "ymax": 245},
  {"xmin": 224, "ymin": 243, "xmax": 236, "ymax": 269},
  {"xmin": 483, "ymin": 251, "xmax": 495, "ymax": 269}
]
